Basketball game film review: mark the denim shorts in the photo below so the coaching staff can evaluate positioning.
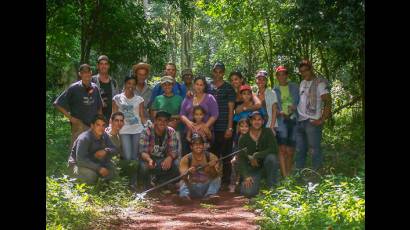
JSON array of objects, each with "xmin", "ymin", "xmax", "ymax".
[{"xmin": 276, "ymin": 118, "xmax": 296, "ymax": 147}]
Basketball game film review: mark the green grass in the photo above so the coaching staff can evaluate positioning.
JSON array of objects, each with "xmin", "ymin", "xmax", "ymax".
[{"xmin": 252, "ymin": 174, "xmax": 365, "ymax": 230}]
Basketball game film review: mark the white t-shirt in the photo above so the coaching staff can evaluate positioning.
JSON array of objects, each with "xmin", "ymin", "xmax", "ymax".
[
  {"xmin": 264, "ymin": 88, "xmax": 278, "ymax": 128},
  {"xmin": 297, "ymin": 79, "xmax": 329, "ymax": 121},
  {"xmin": 113, "ymin": 93, "xmax": 144, "ymax": 134}
]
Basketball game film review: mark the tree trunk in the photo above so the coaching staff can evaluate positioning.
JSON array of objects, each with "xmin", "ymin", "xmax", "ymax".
[
  {"xmin": 79, "ymin": 0, "xmax": 102, "ymax": 65},
  {"xmin": 265, "ymin": 15, "xmax": 274, "ymax": 87}
]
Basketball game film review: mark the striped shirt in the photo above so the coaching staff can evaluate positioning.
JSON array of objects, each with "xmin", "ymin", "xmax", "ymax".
[{"xmin": 209, "ymin": 81, "xmax": 236, "ymax": 132}]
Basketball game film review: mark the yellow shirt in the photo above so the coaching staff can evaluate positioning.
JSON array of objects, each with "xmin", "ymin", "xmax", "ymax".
[{"xmin": 279, "ymin": 85, "xmax": 292, "ymax": 115}]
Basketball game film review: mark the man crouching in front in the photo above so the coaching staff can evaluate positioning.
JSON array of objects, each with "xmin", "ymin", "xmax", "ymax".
[{"xmin": 177, "ymin": 133, "xmax": 222, "ymax": 204}]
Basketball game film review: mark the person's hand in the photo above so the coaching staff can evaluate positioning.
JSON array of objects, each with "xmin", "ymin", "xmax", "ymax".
[
  {"xmin": 95, "ymin": 149, "xmax": 107, "ymax": 159},
  {"xmin": 208, "ymin": 159, "xmax": 218, "ymax": 167},
  {"xmin": 250, "ymin": 158, "xmax": 259, "ymax": 168},
  {"xmin": 147, "ymin": 159, "xmax": 156, "ymax": 169},
  {"xmin": 224, "ymin": 129, "xmax": 233, "ymax": 139},
  {"xmin": 310, "ymin": 119, "xmax": 323, "ymax": 126},
  {"xmin": 98, "ymin": 167, "xmax": 109, "ymax": 177},
  {"xmin": 161, "ymin": 156, "xmax": 173, "ymax": 170},
  {"xmin": 168, "ymin": 118, "xmax": 179, "ymax": 129},
  {"xmin": 243, "ymin": 176, "xmax": 254, "ymax": 189},
  {"xmin": 231, "ymin": 156, "xmax": 237, "ymax": 164},
  {"xmin": 69, "ymin": 116, "xmax": 81, "ymax": 124},
  {"xmin": 187, "ymin": 121, "xmax": 195, "ymax": 131},
  {"xmin": 186, "ymin": 90, "xmax": 194, "ymax": 98},
  {"xmin": 270, "ymin": 127, "xmax": 276, "ymax": 136},
  {"xmin": 288, "ymin": 105, "xmax": 297, "ymax": 112},
  {"xmin": 188, "ymin": 166, "xmax": 196, "ymax": 174}
]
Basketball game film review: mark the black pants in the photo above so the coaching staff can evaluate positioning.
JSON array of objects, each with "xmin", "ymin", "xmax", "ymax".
[{"xmin": 210, "ymin": 131, "xmax": 233, "ymax": 184}]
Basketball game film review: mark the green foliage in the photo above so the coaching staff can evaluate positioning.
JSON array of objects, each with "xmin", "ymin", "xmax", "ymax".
[{"xmin": 253, "ymin": 175, "xmax": 365, "ymax": 229}]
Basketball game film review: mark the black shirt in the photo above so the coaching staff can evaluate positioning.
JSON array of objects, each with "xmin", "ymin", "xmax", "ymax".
[{"xmin": 99, "ymin": 80, "xmax": 112, "ymax": 121}]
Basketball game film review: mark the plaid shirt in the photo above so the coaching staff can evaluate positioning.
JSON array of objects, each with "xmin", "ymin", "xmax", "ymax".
[{"xmin": 139, "ymin": 126, "xmax": 179, "ymax": 159}]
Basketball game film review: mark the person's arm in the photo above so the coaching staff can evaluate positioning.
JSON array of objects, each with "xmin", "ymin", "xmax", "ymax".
[
  {"xmin": 76, "ymin": 136, "xmax": 101, "ymax": 171},
  {"xmin": 166, "ymin": 130, "xmax": 179, "ymax": 160},
  {"xmin": 269, "ymin": 103, "xmax": 278, "ymax": 129},
  {"xmin": 250, "ymin": 93, "xmax": 262, "ymax": 110},
  {"xmin": 179, "ymin": 98, "xmax": 194, "ymax": 128},
  {"xmin": 139, "ymin": 101, "xmax": 147, "ymax": 124},
  {"xmin": 224, "ymin": 101, "xmax": 235, "ymax": 138},
  {"xmin": 205, "ymin": 94, "xmax": 219, "ymax": 128},
  {"xmin": 54, "ymin": 104, "xmax": 75, "ymax": 121},
  {"xmin": 186, "ymin": 129, "xmax": 192, "ymax": 142},
  {"xmin": 94, "ymin": 87, "xmax": 103, "ymax": 115},
  {"xmin": 320, "ymin": 93, "xmax": 332, "ymax": 122},
  {"xmin": 204, "ymin": 153, "xmax": 221, "ymax": 177},
  {"xmin": 112, "ymin": 99, "xmax": 118, "ymax": 113},
  {"xmin": 139, "ymin": 129, "xmax": 153, "ymax": 162},
  {"xmin": 53, "ymin": 89, "xmax": 74, "ymax": 120},
  {"xmin": 253, "ymin": 129, "xmax": 277, "ymax": 160},
  {"xmin": 179, "ymin": 155, "xmax": 189, "ymax": 175},
  {"xmin": 103, "ymin": 134, "xmax": 117, "ymax": 159},
  {"xmin": 312, "ymin": 82, "xmax": 332, "ymax": 126}
]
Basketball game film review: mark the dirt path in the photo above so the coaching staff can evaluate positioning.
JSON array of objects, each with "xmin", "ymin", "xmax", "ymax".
[{"xmin": 110, "ymin": 191, "xmax": 260, "ymax": 230}]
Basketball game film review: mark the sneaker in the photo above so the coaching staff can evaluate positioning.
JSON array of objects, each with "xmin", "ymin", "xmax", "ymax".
[
  {"xmin": 228, "ymin": 184, "xmax": 236, "ymax": 193},
  {"xmin": 175, "ymin": 195, "xmax": 192, "ymax": 205},
  {"xmin": 202, "ymin": 194, "xmax": 220, "ymax": 204}
]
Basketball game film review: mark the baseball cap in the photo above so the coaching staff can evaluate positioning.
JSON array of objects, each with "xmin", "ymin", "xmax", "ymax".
[
  {"xmin": 155, "ymin": 110, "xmax": 171, "ymax": 120},
  {"xmin": 191, "ymin": 133, "xmax": 205, "ymax": 144},
  {"xmin": 249, "ymin": 110, "xmax": 263, "ymax": 119},
  {"xmin": 239, "ymin": 84, "xmax": 252, "ymax": 92},
  {"xmin": 275, "ymin": 66, "xmax": 287, "ymax": 73},
  {"xmin": 213, "ymin": 62, "xmax": 225, "ymax": 70},
  {"xmin": 79, "ymin": 64, "xmax": 91, "ymax": 72},
  {"xmin": 97, "ymin": 55, "xmax": 109, "ymax": 63},
  {"xmin": 181, "ymin": 69, "xmax": 193, "ymax": 77},
  {"xmin": 160, "ymin": 75, "xmax": 174, "ymax": 84},
  {"xmin": 256, "ymin": 70, "xmax": 268, "ymax": 78}
]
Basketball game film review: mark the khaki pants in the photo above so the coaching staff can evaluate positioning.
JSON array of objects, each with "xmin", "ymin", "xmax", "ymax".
[{"xmin": 70, "ymin": 120, "xmax": 89, "ymax": 149}]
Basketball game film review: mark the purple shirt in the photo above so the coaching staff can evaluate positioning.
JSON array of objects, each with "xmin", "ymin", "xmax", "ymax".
[{"xmin": 180, "ymin": 93, "xmax": 219, "ymax": 123}]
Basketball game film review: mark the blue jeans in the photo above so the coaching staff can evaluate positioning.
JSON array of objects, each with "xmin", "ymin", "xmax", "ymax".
[
  {"xmin": 120, "ymin": 133, "xmax": 141, "ymax": 160},
  {"xmin": 179, "ymin": 177, "xmax": 221, "ymax": 198},
  {"xmin": 240, "ymin": 154, "xmax": 279, "ymax": 197},
  {"xmin": 69, "ymin": 163, "xmax": 117, "ymax": 185},
  {"xmin": 139, "ymin": 157, "xmax": 180, "ymax": 190},
  {"xmin": 295, "ymin": 119, "xmax": 323, "ymax": 170},
  {"xmin": 276, "ymin": 118, "xmax": 297, "ymax": 147}
]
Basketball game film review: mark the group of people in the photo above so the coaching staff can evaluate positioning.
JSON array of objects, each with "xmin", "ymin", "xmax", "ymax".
[{"xmin": 53, "ymin": 55, "xmax": 332, "ymax": 202}]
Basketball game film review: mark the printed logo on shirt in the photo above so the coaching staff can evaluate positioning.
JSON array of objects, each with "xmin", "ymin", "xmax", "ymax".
[
  {"xmin": 83, "ymin": 96, "xmax": 95, "ymax": 106},
  {"xmin": 152, "ymin": 144, "xmax": 166, "ymax": 157},
  {"xmin": 121, "ymin": 104, "xmax": 139, "ymax": 125}
]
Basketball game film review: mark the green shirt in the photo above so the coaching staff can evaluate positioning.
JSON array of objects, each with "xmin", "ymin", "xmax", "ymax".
[
  {"xmin": 279, "ymin": 85, "xmax": 292, "ymax": 115},
  {"xmin": 238, "ymin": 128, "xmax": 278, "ymax": 177},
  {"xmin": 151, "ymin": 94, "xmax": 183, "ymax": 116}
]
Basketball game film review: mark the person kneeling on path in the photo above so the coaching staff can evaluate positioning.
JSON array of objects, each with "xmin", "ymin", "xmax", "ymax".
[
  {"xmin": 238, "ymin": 111, "xmax": 279, "ymax": 197},
  {"xmin": 178, "ymin": 133, "xmax": 222, "ymax": 204},
  {"xmin": 139, "ymin": 111, "xmax": 180, "ymax": 191},
  {"xmin": 68, "ymin": 114, "xmax": 118, "ymax": 184}
]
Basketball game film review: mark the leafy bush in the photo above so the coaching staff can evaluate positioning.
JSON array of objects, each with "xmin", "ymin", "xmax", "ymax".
[{"xmin": 253, "ymin": 174, "xmax": 364, "ymax": 230}]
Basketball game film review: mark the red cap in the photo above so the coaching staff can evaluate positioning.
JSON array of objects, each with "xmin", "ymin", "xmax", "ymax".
[
  {"xmin": 240, "ymin": 84, "xmax": 252, "ymax": 92},
  {"xmin": 276, "ymin": 66, "xmax": 287, "ymax": 73}
]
